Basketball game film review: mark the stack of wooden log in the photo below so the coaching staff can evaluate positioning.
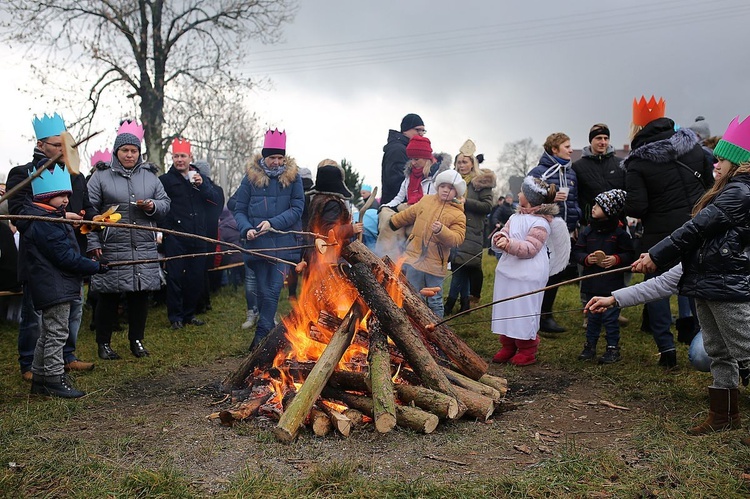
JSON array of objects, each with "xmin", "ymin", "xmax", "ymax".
[{"xmin": 214, "ymin": 241, "xmax": 507, "ymax": 441}]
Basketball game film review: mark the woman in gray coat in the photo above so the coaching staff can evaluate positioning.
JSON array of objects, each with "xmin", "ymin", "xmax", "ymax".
[{"xmin": 86, "ymin": 122, "xmax": 170, "ymax": 360}]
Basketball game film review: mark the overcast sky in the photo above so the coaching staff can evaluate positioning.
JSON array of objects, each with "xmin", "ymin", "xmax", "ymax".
[{"xmin": 2, "ymin": 0, "xmax": 750, "ymax": 190}]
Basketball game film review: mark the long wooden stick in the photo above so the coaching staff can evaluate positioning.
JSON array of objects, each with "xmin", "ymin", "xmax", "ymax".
[
  {"xmin": 0, "ymin": 130, "xmax": 102, "ymax": 204},
  {"xmin": 0, "ymin": 214, "xmax": 297, "ymax": 266},
  {"xmin": 428, "ymin": 266, "xmax": 630, "ymax": 330},
  {"xmin": 107, "ymin": 250, "xmax": 239, "ymax": 268}
]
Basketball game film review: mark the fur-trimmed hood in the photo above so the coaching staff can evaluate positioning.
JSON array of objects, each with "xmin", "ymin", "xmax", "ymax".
[
  {"xmin": 517, "ymin": 202, "xmax": 559, "ymax": 218},
  {"xmin": 623, "ymin": 126, "xmax": 700, "ymax": 169},
  {"xmin": 403, "ymin": 151, "xmax": 452, "ymax": 179},
  {"xmin": 246, "ymin": 153, "xmax": 299, "ymax": 188},
  {"xmin": 470, "ymin": 168, "xmax": 497, "ymax": 190}
]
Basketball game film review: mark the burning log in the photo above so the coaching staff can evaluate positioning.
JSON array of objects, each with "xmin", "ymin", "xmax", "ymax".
[
  {"xmin": 342, "ymin": 241, "xmax": 487, "ymax": 380},
  {"xmin": 368, "ymin": 321, "xmax": 397, "ymax": 433},
  {"xmin": 323, "ymin": 388, "xmax": 439, "ymax": 434},
  {"xmin": 346, "ymin": 262, "xmax": 466, "ymax": 417},
  {"xmin": 222, "ymin": 322, "xmax": 291, "ymax": 392},
  {"xmin": 273, "ymin": 301, "xmax": 364, "ymax": 442}
]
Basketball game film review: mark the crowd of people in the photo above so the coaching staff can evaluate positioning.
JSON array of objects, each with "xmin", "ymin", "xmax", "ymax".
[{"xmin": 3, "ymin": 99, "xmax": 750, "ymax": 446}]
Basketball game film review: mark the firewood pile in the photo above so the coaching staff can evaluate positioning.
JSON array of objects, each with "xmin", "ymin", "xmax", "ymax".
[{"xmin": 211, "ymin": 241, "xmax": 507, "ymax": 441}]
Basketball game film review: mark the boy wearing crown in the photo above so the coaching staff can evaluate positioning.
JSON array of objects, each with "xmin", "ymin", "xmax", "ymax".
[
  {"xmin": 5, "ymin": 113, "xmax": 98, "ymax": 381},
  {"xmin": 159, "ymin": 138, "xmax": 223, "ymax": 329},
  {"xmin": 22, "ymin": 164, "xmax": 108, "ymax": 397}
]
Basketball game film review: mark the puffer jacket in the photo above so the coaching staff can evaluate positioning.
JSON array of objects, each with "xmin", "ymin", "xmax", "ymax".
[
  {"xmin": 649, "ymin": 172, "xmax": 750, "ymax": 301},
  {"xmin": 572, "ymin": 217, "xmax": 635, "ymax": 296},
  {"xmin": 572, "ymin": 145, "xmax": 625, "ymax": 224},
  {"xmin": 622, "ymin": 119, "xmax": 713, "ymax": 250},
  {"xmin": 389, "ymin": 194, "xmax": 466, "ymax": 277},
  {"xmin": 232, "ymin": 154, "xmax": 304, "ymax": 264},
  {"xmin": 22, "ymin": 203, "xmax": 100, "ymax": 310},
  {"xmin": 86, "ymin": 159, "xmax": 171, "ymax": 293},
  {"xmin": 381, "ymin": 129, "xmax": 410, "ymax": 205},
  {"xmin": 452, "ymin": 168, "xmax": 496, "ymax": 268},
  {"xmin": 528, "ymin": 152, "xmax": 582, "ymax": 231}
]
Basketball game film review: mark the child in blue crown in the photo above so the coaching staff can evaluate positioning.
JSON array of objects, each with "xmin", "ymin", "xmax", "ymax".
[{"xmin": 23, "ymin": 164, "xmax": 108, "ymax": 398}]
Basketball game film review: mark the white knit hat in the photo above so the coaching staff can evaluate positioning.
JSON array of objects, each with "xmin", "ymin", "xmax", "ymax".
[{"xmin": 433, "ymin": 169, "xmax": 467, "ymax": 198}]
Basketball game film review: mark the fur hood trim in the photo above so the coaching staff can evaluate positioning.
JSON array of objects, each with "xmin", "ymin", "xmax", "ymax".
[
  {"xmin": 517, "ymin": 203, "xmax": 559, "ymax": 217},
  {"xmin": 622, "ymin": 128, "xmax": 700, "ymax": 169},
  {"xmin": 246, "ymin": 153, "xmax": 299, "ymax": 188},
  {"xmin": 470, "ymin": 168, "xmax": 497, "ymax": 190},
  {"xmin": 403, "ymin": 151, "xmax": 452, "ymax": 178}
]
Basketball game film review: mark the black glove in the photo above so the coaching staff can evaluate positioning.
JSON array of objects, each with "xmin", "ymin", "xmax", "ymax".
[{"xmin": 97, "ymin": 259, "xmax": 111, "ymax": 274}]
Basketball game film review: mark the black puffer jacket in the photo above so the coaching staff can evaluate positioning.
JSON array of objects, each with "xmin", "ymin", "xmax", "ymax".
[
  {"xmin": 452, "ymin": 168, "xmax": 496, "ymax": 267},
  {"xmin": 623, "ymin": 118, "xmax": 713, "ymax": 250},
  {"xmin": 649, "ymin": 173, "xmax": 750, "ymax": 301},
  {"xmin": 380, "ymin": 129, "xmax": 409, "ymax": 205},
  {"xmin": 572, "ymin": 217, "xmax": 635, "ymax": 296},
  {"xmin": 572, "ymin": 146, "xmax": 625, "ymax": 224}
]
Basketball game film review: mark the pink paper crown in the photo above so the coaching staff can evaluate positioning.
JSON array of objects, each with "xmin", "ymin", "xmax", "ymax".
[
  {"xmin": 263, "ymin": 128, "xmax": 286, "ymax": 150},
  {"xmin": 117, "ymin": 120, "xmax": 145, "ymax": 141},
  {"xmin": 722, "ymin": 116, "xmax": 750, "ymax": 151},
  {"xmin": 90, "ymin": 149, "xmax": 112, "ymax": 167}
]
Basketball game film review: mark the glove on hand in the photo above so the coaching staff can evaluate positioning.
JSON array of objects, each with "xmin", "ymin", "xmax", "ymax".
[{"xmin": 97, "ymin": 259, "xmax": 111, "ymax": 274}]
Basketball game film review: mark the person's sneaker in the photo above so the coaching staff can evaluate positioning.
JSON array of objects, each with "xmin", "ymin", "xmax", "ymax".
[
  {"xmin": 598, "ymin": 346, "xmax": 621, "ymax": 364},
  {"xmin": 64, "ymin": 360, "xmax": 95, "ymax": 372},
  {"xmin": 21, "ymin": 371, "xmax": 33, "ymax": 382},
  {"xmin": 578, "ymin": 342, "xmax": 597, "ymax": 361},
  {"xmin": 171, "ymin": 321, "xmax": 184, "ymax": 330},
  {"xmin": 242, "ymin": 310, "xmax": 259, "ymax": 330},
  {"xmin": 186, "ymin": 318, "xmax": 205, "ymax": 326}
]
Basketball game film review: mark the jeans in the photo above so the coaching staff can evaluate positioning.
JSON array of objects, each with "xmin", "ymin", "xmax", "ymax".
[
  {"xmin": 644, "ymin": 272, "xmax": 675, "ymax": 353},
  {"xmin": 244, "ymin": 264, "xmax": 258, "ymax": 313},
  {"xmin": 678, "ymin": 295, "xmax": 696, "ymax": 319},
  {"xmin": 688, "ymin": 331, "xmax": 711, "ymax": 372},
  {"xmin": 584, "ymin": 293, "xmax": 620, "ymax": 347},
  {"xmin": 405, "ymin": 265, "xmax": 444, "ymax": 318},
  {"xmin": 249, "ymin": 260, "xmax": 287, "ymax": 343},
  {"xmin": 18, "ymin": 284, "xmax": 83, "ymax": 373},
  {"xmin": 447, "ymin": 267, "xmax": 470, "ymax": 302},
  {"xmin": 32, "ymin": 302, "xmax": 70, "ymax": 377}
]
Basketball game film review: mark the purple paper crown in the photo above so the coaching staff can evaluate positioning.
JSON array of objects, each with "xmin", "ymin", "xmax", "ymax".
[
  {"xmin": 117, "ymin": 120, "xmax": 144, "ymax": 141},
  {"xmin": 90, "ymin": 149, "xmax": 112, "ymax": 166},
  {"xmin": 263, "ymin": 129, "xmax": 286, "ymax": 150}
]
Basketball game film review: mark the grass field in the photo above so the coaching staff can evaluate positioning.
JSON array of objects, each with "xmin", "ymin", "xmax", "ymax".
[{"xmin": 1, "ymin": 257, "xmax": 750, "ymax": 498}]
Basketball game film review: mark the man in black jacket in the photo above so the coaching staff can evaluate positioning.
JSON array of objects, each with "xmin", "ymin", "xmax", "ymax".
[
  {"xmin": 623, "ymin": 116, "xmax": 713, "ymax": 368},
  {"xmin": 380, "ymin": 113, "xmax": 425, "ymax": 205},
  {"xmin": 572, "ymin": 123, "xmax": 626, "ymax": 226},
  {"xmin": 6, "ymin": 113, "xmax": 98, "ymax": 379},
  {"xmin": 159, "ymin": 139, "xmax": 223, "ymax": 329}
]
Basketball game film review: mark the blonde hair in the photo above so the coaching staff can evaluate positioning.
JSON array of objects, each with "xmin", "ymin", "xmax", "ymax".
[
  {"xmin": 692, "ymin": 160, "xmax": 750, "ymax": 216},
  {"xmin": 543, "ymin": 133, "xmax": 570, "ymax": 155},
  {"xmin": 628, "ymin": 123, "xmax": 643, "ymax": 142},
  {"xmin": 317, "ymin": 158, "xmax": 338, "ymax": 168}
]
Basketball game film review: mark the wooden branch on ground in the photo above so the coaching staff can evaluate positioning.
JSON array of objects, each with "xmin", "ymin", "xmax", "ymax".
[{"xmin": 319, "ymin": 402, "xmax": 352, "ymax": 437}]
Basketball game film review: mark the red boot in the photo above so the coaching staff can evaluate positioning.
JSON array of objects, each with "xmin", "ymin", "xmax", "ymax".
[
  {"xmin": 510, "ymin": 337, "xmax": 540, "ymax": 366},
  {"xmin": 492, "ymin": 334, "xmax": 517, "ymax": 364}
]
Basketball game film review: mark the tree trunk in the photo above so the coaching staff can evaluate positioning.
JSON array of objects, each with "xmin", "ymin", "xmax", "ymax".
[
  {"xmin": 342, "ymin": 241, "xmax": 487, "ymax": 380},
  {"xmin": 346, "ymin": 262, "xmax": 466, "ymax": 416},
  {"xmin": 368, "ymin": 321, "xmax": 397, "ymax": 433},
  {"xmin": 273, "ymin": 301, "xmax": 363, "ymax": 442}
]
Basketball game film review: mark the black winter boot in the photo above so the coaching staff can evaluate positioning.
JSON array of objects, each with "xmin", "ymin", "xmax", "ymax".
[
  {"xmin": 658, "ymin": 349, "xmax": 677, "ymax": 368},
  {"xmin": 459, "ymin": 297, "xmax": 470, "ymax": 313},
  {"xmin": 577, "ymin": 342, "xmax": 597, "ymax": 361},
  {"xmin": 540, "ymin": 316, "xmax": 566, "ymax": 333},
  {"xmin": 31, "ymin": 373, "xmax": 86, "ymax": 398},
  {"xmin": 444, "ymin": 297, "xmax": 457, "ymax": 316},
  {"xmin": 598, "ymin": 346, "xmax": 621, "ymax": 364},
  {"xmin": 98, "ymin": 343, "xmax": 121, "ymax": 360},
  {"xmin": 130, "ymin": 339, "xmax": 150, "ymax": 358}
]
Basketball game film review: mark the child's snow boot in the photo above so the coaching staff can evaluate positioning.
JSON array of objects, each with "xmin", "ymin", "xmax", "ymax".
[
  {"xmin": 577, "ymin": 342, "xmax": 597, "ymax": 361},
  {"xmin": 492, "ymin": 334, "xmax": 517, "ymax": 364},
  {"xmin": 510, "ymin": 337, "xmax": 540, "ymax": 366}
]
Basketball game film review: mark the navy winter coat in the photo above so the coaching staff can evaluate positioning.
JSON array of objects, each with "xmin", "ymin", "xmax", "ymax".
[
  {"xmin": 572, "ymin": 217, "xmax": 635, "ymax": 296},
  {"xmin": 528, "ymin": 152, "xmax": 582, "ymax": 231},
  {"xmin": 159, "ymin": 166, "xmax": 223, "ymax": 238}
]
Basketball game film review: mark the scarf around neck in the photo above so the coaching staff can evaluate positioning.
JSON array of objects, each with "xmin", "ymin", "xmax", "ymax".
[
  {"xmin": 261, "ymin": 157, "xmax": 287, "ymax": 178},
  {"xmin": 407, "ymin": 166, "xmax": 425, "ymax": 205}
]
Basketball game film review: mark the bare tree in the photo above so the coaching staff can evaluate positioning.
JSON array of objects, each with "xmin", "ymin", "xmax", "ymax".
[
  {"xmin": 0, "ymin": 0, "xmax": 297, "ymax": 168},
  {"xmin": 495, "ymin": 138, "xmax": 542, "ymax": 195}
]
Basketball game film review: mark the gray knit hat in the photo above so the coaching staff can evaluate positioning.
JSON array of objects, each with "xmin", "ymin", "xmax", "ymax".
[
  {"xmin": 521, "ymin": 176, "xmax": 552, "ymax": 206},
  {"xmin": 113, "ymin": 132, "xmax": 141, "ymax": 153},
  {"xmin": 594, "ymin": 189, "xmax": 626, "ymax": 218},
  {"xmin": 688, "ymin": 116, "xmax": 711, "ymax": 141}
]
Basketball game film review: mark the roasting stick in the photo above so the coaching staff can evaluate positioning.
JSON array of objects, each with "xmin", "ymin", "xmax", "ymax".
[
  {"xmin": 425, "ymin": 266, "xmax": 631, "ymax": 331},
  {"xmin": 106, "ymin": 250, "xmax": 240, "ymax": 268}
]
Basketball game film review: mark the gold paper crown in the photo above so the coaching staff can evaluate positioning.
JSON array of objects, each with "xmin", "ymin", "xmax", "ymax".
[{"xmin": 632, "ymin": 95, "xmax": 666, "ymax": 127}]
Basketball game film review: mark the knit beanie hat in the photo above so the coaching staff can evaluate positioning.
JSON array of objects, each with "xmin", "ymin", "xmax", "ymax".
[
  {"xmin": 400, "ymin": 113, "xmax": 424, "ymax": 133},
  {"xmin": 406, "ymin": 135, "xmax": 433, "ymax": 159},
  {"xmin": 433, "ymin": 169, "xmax": 467, "ymax": 198},
  {"xmin": 588, "ymin": 123, "xmax": 610, "ymax": 143},
  {"xmin": 713, "ymin": 116, "xmax": 750, "ymax": 165},
  {"xmin": 521, "ymin": 176, "xmax": 553, "ymax": 207},
  {"xmin": 594, "ymin": 189, "xmax": 626, "ymax": 218},
  {"xmin": 687, "ymin": 116, "xmax": 711, "ymax": 141},
  {"xmin": 113, "ymin": 131, "xmax": 141, "ymax": 153}
]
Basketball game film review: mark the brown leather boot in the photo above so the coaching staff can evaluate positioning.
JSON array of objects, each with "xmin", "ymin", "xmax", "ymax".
[{"xmin": 687, "ymin": 387, "xmax": 741, "ymax": 435}]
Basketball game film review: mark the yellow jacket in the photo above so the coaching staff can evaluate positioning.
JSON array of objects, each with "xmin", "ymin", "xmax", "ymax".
[{"xmin": 390, "ymin": 194, "xmax": 466, "ymax": 276}]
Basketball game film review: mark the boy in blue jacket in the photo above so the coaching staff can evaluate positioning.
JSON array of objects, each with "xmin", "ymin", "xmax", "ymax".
[
  {"xmin": 23, "ymin": 163, "xmax": 107, "ymax": 398},
  {"xmin": 572, "ymin": 189, "xmax": 634, "ymax": 364}
]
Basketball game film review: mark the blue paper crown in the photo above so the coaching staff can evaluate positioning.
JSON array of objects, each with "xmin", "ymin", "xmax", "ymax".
[
  {"xmin": 31, "ymin": 164, "xmax": 72, "ymax": 198},
  {"xmin": 32, "ymin": 113, "xmax": 67, "ymax": 140}
]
